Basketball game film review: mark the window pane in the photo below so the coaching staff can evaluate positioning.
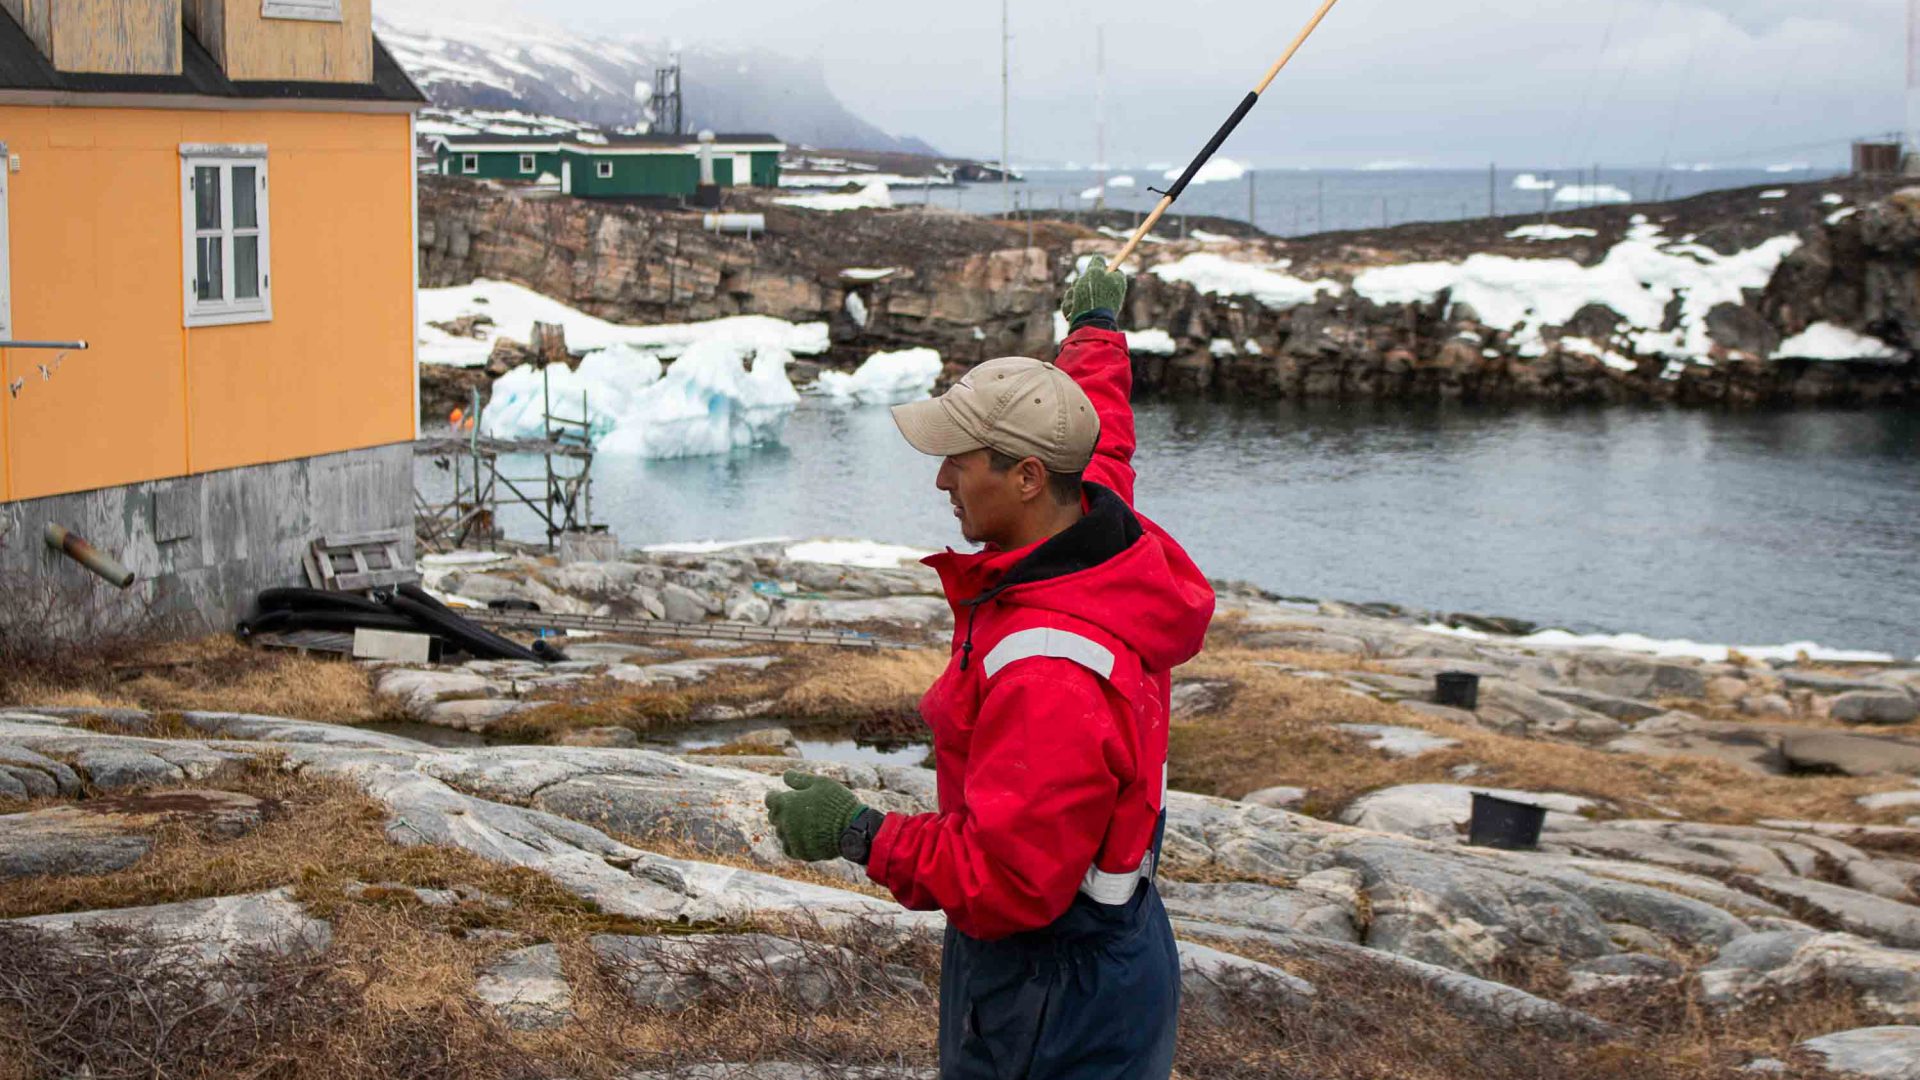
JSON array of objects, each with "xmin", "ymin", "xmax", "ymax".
[
  {"xmin": 196, "ymin": 236, "xmax": 222, "ymax": 300},
  {"xmin": 234, "ymin": 235, "xmax": 259, "ymax": 299},
  {"xmin": 194, "ymin": 166, "xmax": 221, "ymax": 230},
  {"xmin": 232, "ymin": 166, "xmax": 257, "ymax": 229}
]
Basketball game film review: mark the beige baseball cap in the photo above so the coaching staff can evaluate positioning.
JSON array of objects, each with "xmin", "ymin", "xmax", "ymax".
[{"xmin": 890, "ymin": 356, "xmax": 1100, "ymax": 473}]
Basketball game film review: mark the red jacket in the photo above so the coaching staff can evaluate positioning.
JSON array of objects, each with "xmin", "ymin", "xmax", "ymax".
[{"xmin": 865, "ymin": 326, "xmax": 1216, "ymax": 940}]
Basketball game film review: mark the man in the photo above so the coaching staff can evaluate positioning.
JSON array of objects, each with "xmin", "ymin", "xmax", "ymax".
[{"xmin": 764, "ymin": 257, "xmax": 1215, "ymax": 1079}]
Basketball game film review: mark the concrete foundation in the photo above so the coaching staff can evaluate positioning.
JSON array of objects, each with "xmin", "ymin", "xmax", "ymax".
[{"xmin": 0, "ymin": 442, "xmax": 413, "ymax": 635}]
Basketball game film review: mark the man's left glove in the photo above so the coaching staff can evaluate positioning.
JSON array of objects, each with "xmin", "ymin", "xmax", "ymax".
[
  {"xmin": 764, "ymin": 770, "xmax": 863, "ymax": 862},
  {"xmin": 1060, "ymin": 255, "xmax": 1129, "ymax": 327}
]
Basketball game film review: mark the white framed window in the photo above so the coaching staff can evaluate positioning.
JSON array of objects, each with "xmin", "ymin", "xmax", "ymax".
[
  {"xmin": 519, "ymin": 153, "xmax": 535, "ymax": 174},
  {"xmin": 180, "ymin": 146, "xmax": 271, "ymax": 328},
  {"xmin": 463, "ymin": 153, "xmax": 478, "ymax": 174},
  {"xmin": 596, "ymin": 160, "xmax": 613, "ymax": 178}
]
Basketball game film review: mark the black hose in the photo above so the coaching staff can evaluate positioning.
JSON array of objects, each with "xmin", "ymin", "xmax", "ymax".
[
  {"xmin": 384, "ymin": 591, "xmax": 541, "ymax": 662},
  {"xmin": 254, "ymin": 587, "xmax": 389, "ymax": 615}
]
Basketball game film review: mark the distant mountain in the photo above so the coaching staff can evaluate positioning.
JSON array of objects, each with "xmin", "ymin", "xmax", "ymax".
[{"xmin": 376, "ymin": 15, "xmax": 939, "ymax": 155}]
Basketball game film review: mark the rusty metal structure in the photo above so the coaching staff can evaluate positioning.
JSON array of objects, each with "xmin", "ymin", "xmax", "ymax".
[{"xmin": 413, "ymin": 370, "xmax": 603, "ymax": 553}]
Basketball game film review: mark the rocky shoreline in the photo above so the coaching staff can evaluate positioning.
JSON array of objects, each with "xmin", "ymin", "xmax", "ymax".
[
  {"xmin": 418, "ymin": 175, "xmax": 1918, "ymax": 413},
  {"xmin": 5, "ymin": 541, "xmax": 1920, "ymax": 1075}
]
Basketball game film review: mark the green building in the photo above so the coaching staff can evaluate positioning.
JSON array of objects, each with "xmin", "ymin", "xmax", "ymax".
[{"xmin": 431, "ymin": 132, "xmax": 785, "ymax": 198}]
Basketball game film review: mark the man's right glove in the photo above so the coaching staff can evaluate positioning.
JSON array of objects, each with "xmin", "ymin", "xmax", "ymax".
[
  {"xmin": 1060, "ymin": 255, "xmax": 1128, "ymax": 328},
  {"xmin": 764, "ymin": 770, "xmax": 864, "ymax": 862}
]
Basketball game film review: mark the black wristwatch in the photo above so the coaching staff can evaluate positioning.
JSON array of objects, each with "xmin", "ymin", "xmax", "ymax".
[{"xmin": 839, "ymin": 807, "xmax": 886, "ymax": 865}]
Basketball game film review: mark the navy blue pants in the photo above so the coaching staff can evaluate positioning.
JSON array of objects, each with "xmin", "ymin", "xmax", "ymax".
[{"xmin": 938, "ymin": 882, "xmax": 1180, "ymax": 1080}]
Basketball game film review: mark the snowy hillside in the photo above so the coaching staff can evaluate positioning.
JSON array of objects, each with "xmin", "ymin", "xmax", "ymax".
[{"xmin": 376, "ymin": 12, "xmax": 937, "ymax": 155}]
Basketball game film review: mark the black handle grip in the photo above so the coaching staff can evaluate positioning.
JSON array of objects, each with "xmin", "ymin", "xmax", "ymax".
[{"xmin": 1160, "ymin": 90, "xmax": 1259, "ymax": 204}]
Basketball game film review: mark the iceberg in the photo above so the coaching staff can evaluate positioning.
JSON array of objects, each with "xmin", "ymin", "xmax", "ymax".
[
  {"xmin": 774, "ymin": 181, "xmax": 894, "ymax": 211},
  {"xmin": 480, "ymin": 339, "xmax": 800, "ymax": 458},
  {"xmin": 815, "ymin": 348, "xmax": 943, "ymax": 405}
]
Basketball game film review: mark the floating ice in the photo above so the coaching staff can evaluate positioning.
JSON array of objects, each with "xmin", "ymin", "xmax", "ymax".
[
  {"xmin": 1774, "ymin": 322, "xmax": 1902, "ymax": 361},
  {"xmin": 1149, "ymin": 253, "xmax": 1341, "ymax": 310},
  {"xmin": 1079, "ymin": 185, "xmax": 1105, "ymax": 200},
  {"xmin": 785, "ymin": 539, "xmax": 933, "ymax": 569},
  {"xmin": 1512, "ymin": 173, "xmax": 1557, "ymax": 192},
  {"xmin": 775, "ymin": 181, "xmax": 894, "ymax": 211},
  {"xmin": 1552, "ymin": 184, "xmax": 1633, "ymax": 205},
  {"xmin": 814, "ymin": 348, "xmax": 943, "ymax": 405},
  {"xmin": 1507, "ymin": 224, "xmax": 1597, "ymax": 241},
  {"xmin": 1765, "ymin": 162, "xmax": 1812, "ymax": 173},
  {"xmin": 419, "ymin": 279, "xmax": 827, "ymax": 368},
  {"xmin": 1163, "ymin": 158, "xmax": 1247, "ymax": 185},
  {"xmin": 1423, "ymin": 623, "xmax": 1895, "ymax": 664},
  {"xmin": 1107, "ymin": 175, "xmax": 1136, "ymax": 188},
  {"xmin": 480, "ymin": 339, "xmax": 800, "ymax": 458},
  {"xmin": 1352, "ymin": 223, "xmax": 1801, "ymax": 359}
]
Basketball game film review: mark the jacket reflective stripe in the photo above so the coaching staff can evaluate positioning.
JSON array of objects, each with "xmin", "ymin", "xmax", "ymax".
[
  {"xmin": 980, "ymin": 627, "xmax": 1116, "ymax": 681},
  {"xmin": 1080, "ymin": 852, "xmax": 1154, "ymax": 904}
]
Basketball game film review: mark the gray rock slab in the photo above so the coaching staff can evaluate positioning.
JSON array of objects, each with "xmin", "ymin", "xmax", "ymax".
[
  {"xmin": 1781, "ymin": 670, "xmax": 1910, "ymax": 696},
  {"xmin": 1702, "ymin": 931, "xmax": 1920, "ymax": 1019},
  {"xmin": 1781, "ymin": 731, "xmax": 1920, "ymax": 777},
  {"xmin": 423, "ymin": 698, "xmax": 537, "ymax": 732},
  {"xmin": 558, "ymin": 726, "xmax": 641, "ymax": 749},
  {"xmin": 1158, "ymin": 879, "xmax": 1360, "ymax": 943},
  {"xmin": 592, "ymin": 931, "xmax": 921, "ymax": 1011},
  {"xmin": 1734, "ymin": 874, "xmax": 1920, "ymax": 948},
  {"xmin": 475, "ymin": 943, "xmax": 574, "ymax": 1030},
  {"xmin": 0, "ymin": 744, "xmax": 82, "ymax": 797},
  {"xmin": 1606, "ymin": 711, "xmax": 1786, "ymax": 775},
  {"xmin": 179, "ymin": 712, "xmax": 435, "ymax": 750},
  {"xmin": 1545, "ymin": 650, "xmax": 1716, "ymax": 701},
  {"xmin": 7, "ymin": 888, "xmax": 329, "ymax": 965},
  {"xmin": 0, "ymin": 789, "xmax": 267, "ymax": 880},
  {"xmin": 374, "ymin": 668, "xmax": 496, "ymax": 717},
  {"xmin": 71, "ymin": 746, "xmax": 185, "ymax": 791},
  {"xmin": 1833, "ymin": 691, "xmax": 1920, "ymax": 726},
  {"xmin": 1335, "ymin": 724, "xmax": 1461, "ymax": 758},
  {"xmin": 635, "ymin": 656, "xmax": 779, "ymax": 683},
  {"xmin": 784, "ymin": 597, "xmax": 952, "ymax": 628},
  {"xmin": 1242, "ymin": 785, "xmax": 1309, "ymax": 810},
  {"xmin": 1566, "ymin": 952, "xmax": 1681, "ymax": 996},
  {"xmin": 1536, "ymin": 685, "xmax": 1666, "ymax": 722},
  {"xmin": 1339, "ymin": 783, "xmax": 1596, "ymax": 842},
  {"xmin": 1796, "ymin": 1026, "xmax": 1920, "ymax": 1079}
]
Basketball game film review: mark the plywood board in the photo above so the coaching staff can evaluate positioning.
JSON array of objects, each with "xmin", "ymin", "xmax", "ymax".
[
  {"xmin": 47, "ymin": 0, "xmax": 181, "ymax": 75},
  {"xmin": 217, "ymin": 0, "xmax": 370, "ymax": 83}
]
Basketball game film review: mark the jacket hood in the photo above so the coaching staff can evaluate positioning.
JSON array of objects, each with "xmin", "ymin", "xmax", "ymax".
[{"xmin": 926, "ymin": 484, "xmax": 1214, "ymax": 673}]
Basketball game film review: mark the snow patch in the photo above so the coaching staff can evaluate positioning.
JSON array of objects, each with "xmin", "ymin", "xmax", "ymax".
[
  {"xmin": 1826, "ymin": 206, "xmax": 1858, "ymax": 225},
  {"xmin": 1126, "ymin": 329, "xmax": 1178, "ymax": 355},
  {"xmin": 1351, "ymin": 224, "xmax": 1802, "ymax": 359},
  {"xmin": 814, "ymin": 348, "xmax": 943, "ymax": 405},
  {"xmin": 1553, "ymin": 184, "xmax": 1633, "ymax": 205},
  {"xmin": 774, "ymin": 182, "xmax": 893, "ymax": 211},
  {"xmin": 1774, "ymin": 322, "xmax": 1902, "ymax": 361},
  {"xmin": 1759, "ymin": 189, "xmax": 1788, "ymax": 200},
  {"xmin": 843, "ymin": 291, "xmax": 868, "ymax": 329},
  {"xmin": 1149, "ymin": 253, "xmax": 1341, "ymax": 310},
  {"xmin": 419, "ymin": 279, "xmax": 826, "ymax": 368},
  {"xmin": 1507, "ymin": 224, "xmax": 1597, "ymax": 241}
]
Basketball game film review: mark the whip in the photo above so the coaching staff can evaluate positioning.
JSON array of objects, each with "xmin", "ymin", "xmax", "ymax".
[{"xmin": 1110, "ymin": 0, "xmax": 1344, "ymax": 268}]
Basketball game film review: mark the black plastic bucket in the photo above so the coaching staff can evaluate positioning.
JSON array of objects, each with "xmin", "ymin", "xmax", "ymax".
[
  {"xmin": 1434, "ymin": 671, "xmax": 1481, "ymax": 710},
  {"xmin": 1468, "ymin": 792, "xmax": 1548, "ymax": 850}
]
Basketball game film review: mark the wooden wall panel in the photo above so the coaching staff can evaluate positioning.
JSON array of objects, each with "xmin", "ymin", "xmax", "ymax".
[
  {"xmin": 220, "ymin": 0, "xmax": 371, "ymax": 83},
  {"xmin": 0, "ymin": 0, "xmax": 52, "ymax": 61},
  {"xmin": 181, "ymin": 0, "xmax": 225, "ymax": 70},
  {"xmin": 46, "ymin": 0, "xmax": 181, "ymax": 75}
]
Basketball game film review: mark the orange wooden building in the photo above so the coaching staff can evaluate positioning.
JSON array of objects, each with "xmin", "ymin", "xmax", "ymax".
[{"xmin": 0, "ymin": 0, "xmax": 423, "ymax": 626}]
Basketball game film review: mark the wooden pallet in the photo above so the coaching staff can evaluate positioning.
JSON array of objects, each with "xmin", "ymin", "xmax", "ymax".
[
  {"xmin": 250, "ymin": 629, "xmax": 355, "ymax": 656},
  {"xmin": 463, "ymin": 608, "xmax": 899, "ymax": 649},
  {"xmin": 304, "ymin": 529, "xmax": 419, "ymax": 592}
]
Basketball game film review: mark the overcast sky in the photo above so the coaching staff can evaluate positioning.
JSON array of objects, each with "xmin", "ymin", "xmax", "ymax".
[{"xmin": 387, "ymin": 0, "xmax": 1908, "ymax": 168}]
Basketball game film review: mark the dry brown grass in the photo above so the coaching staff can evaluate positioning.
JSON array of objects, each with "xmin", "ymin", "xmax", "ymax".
[
  {"xmin": 1183, "ymin": 933, "xmax": 1859, "ymax": 1080},
  {"xmin": 1170, "ymin": 648, "xmax": 1915, "ymax": 826},
  {"xmin": 3, "ymin": 634, "xmax": 377, "ymax": 722}
]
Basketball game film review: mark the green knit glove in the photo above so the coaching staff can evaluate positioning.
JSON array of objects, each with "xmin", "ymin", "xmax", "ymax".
[
  {"xmin": 764, "ymin": 770, "xmax": 863, "ymax": 862},
  {"xmin": 1060, "ymin": 255, "xmax": 1128, "ymax": 323}
]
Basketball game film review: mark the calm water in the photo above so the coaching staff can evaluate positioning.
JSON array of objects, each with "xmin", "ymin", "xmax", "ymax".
[
  {"xmin": 930, "ymin": 166, "xmax": 1844, "ymax": 235},
  {"xmin": 432, "ymin": 401, "xmax": 1920, "ymax": 658}
]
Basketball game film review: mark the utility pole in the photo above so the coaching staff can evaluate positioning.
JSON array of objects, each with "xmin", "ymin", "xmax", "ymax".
[
  {"xmin": 1248, "ymin": 170, "xmax": 1256, "ymax": 228},
  {"xmin": 1095, "ymin": 24, "xmax": 1107, "ymax": 210},
  {"xmin": 1909, "ymin": 0, "xmax": 1919, "ymax": 168},
  {"xmin": 1488, "ymin": 162, "xmax": 1496, "ymax": 223},
  {"xmin": 1001, "ymin": 0, "xmax": 1011, "ymax": 217},
  {"xmin": 1317, "ymin": 175, "xmax": 1325, "ymax": 231}
]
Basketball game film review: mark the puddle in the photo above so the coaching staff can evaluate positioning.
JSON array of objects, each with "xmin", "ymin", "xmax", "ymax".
[{"xmin": 359, "ymin": 718, "xmax": 929, "ymax": 769}]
